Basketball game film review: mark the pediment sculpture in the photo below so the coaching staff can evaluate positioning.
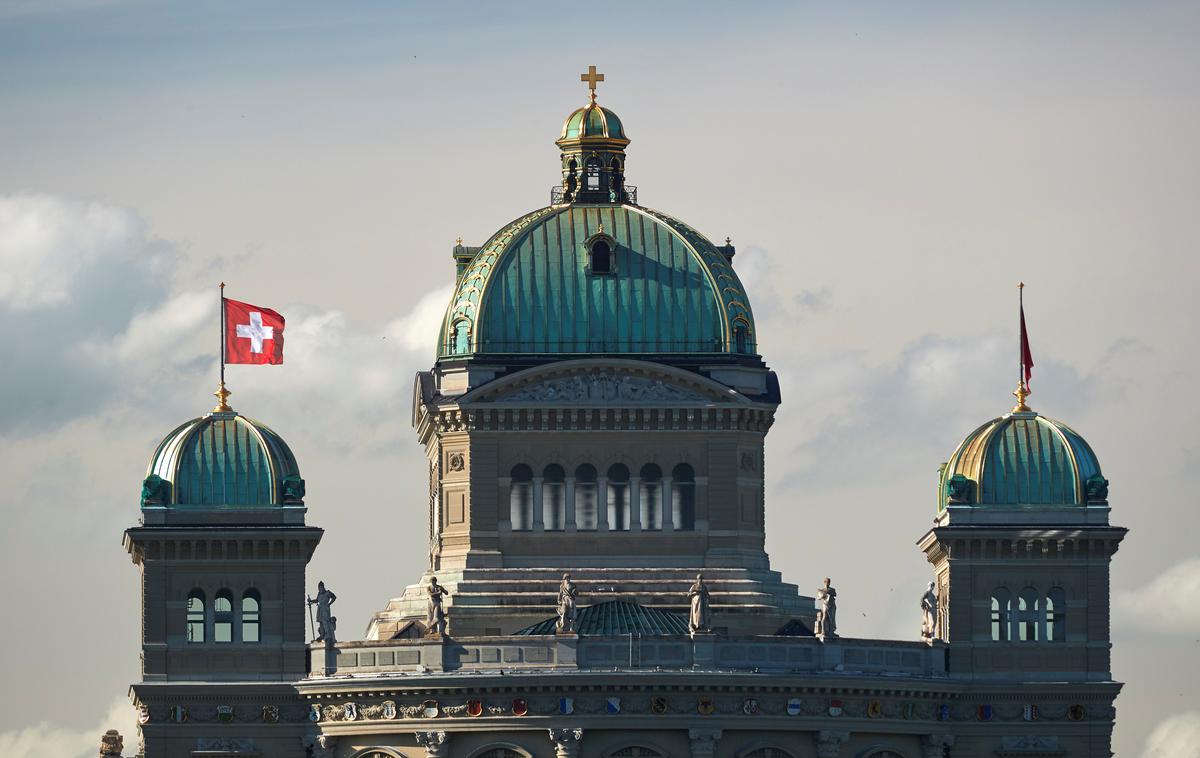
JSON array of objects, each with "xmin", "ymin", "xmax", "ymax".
[{"xmin": 493, "ymin": 371, "xmax": 709, "ymax": 403}]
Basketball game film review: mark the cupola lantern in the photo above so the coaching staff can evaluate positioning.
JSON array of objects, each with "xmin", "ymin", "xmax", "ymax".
[{"xmin": 555, "ymin": 66, "xmax": 633, "ymax": 204}]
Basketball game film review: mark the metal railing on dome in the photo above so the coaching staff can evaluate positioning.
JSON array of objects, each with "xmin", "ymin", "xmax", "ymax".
[{"xmin": 551, "ymin": 185, "xmax": 638, "ymax": 205}]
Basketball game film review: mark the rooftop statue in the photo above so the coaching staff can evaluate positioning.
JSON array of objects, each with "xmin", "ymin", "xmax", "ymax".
[
  {"xmin": 921, "ymin": 581, "xmax": 939, "ymax": 641},
  {"xmin": 815, "ymin": 577, "xmax": 838, "ymax": 639},
  {"xmin": 688, "ymin": 573, "xmax": 712, "ymax": 634},
  {"xmin": 425, "ymin": 576, "xmax": 451, "ymax": 637},
  {"xmin": 556, "ymin": 573, "xmax": 579, "ymax": 634},
  {"xmin": 307, "ymin": 581, "xmax": 337, "ymax": 644}
]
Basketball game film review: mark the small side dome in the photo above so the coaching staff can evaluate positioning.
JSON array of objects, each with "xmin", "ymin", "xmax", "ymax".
[
  {"xmin": 939, "ymin": 410, "xmax": 1108, "ymax": 511},
  {"xmin": 560, "ymin": 102, "xmax": 626, "ymax": 141},
  {"xmin": 141, "ymin": 411, "xmax": 303, "ymax": 508}
]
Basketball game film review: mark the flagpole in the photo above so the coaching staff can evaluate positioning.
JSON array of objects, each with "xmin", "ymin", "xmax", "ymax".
[
  {"xmin": 1013, "ymin": 282, "xmax": 1031, "ymax": 413},
  {"xmin": 214, "ymin": 282, "xmax": 232, "ymax": 412}
]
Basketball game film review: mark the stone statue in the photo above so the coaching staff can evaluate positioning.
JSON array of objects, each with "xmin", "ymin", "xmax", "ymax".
[
  {"xmin": 281, "ymin": 474, "xmax": 305, "ymax": 504},
  {"xmin": 920, "ymin": 581, "xmax": 939, "ymax": 640},
  {"xmin": 556, "ymin": 573, "xmax": 579, "ymax": 634},
  {"xmin": 688, "ymin": 573, "xmax": 712, "ymax": 634},
  {"xmin": 99, "ymin": 729, "xmax": 123, "ymax": 757},
  {"xmin": 140, "ymin": 474, "xmax": 170, "ymax": 506},
  {"xmin": 425, "ymin": 576, "xmax": 451, "ymax": 637},
  {"xmin": 307, "ymin": 581, "xmax": 337, "ymax": 643},
  {"xmin": 815, "ymin": 577, "xmax": 838, "ymax": 638}
]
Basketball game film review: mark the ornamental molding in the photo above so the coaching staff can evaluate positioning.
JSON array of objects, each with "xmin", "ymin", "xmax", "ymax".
[{"xmin": 494, "ymin": 371, "xmax": 708, "ymax": 404}]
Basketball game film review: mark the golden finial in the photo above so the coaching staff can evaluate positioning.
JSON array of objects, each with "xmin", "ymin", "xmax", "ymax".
[
  {"xmin": 580, "ymin": 65, "xmax": 604, "ymax": 103},
  {"xmin": 725, "ymin": 237, "xmax": 732, "ymax": 246},
  {"xmin": 455, "ymin": 236, "xmax": 463, "ymax": 246},
  {"xmin": 1012, "ymin": 381, "xmax": 1031, "ymax": 413},
  {"xmin": 597, "ymin": 221, "xmax": 604, "ymax": 234},
  {"xmin": 1018, "ymin": 281, "xmax": 1025, "ymax": 290},
  {"xmin": 213, "ymin": 381, "xmax": 233, "ymax": 413}
]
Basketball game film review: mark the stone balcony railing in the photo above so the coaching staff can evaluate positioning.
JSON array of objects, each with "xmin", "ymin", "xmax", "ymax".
[{"xmin": 308, "ymin": 634, "xmax": 947, "ymax": 680}]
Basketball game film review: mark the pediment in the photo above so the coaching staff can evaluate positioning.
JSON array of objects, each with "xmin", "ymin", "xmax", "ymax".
[{"xmin": 461, "ymin": 359, "xmax": 747, "ymax": 405}]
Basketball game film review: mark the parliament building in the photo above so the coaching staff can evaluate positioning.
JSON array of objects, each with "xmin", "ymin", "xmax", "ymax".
[{"xmin": 118, "ymin": 71, "xmax": 1127, "ymax": 758}]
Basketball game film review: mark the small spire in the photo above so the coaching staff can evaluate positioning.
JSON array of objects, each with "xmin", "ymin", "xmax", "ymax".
[
  {"xmin": 1012, "ymin": 380, "xmax": 1032, "ymax": 413},
  {"xmin": 455, "ymin": 236, "xmax": 463, "ymax": 246},
  {"xmin": 725, "ymin": 236, "xmax": 732, "ymax": 246}
]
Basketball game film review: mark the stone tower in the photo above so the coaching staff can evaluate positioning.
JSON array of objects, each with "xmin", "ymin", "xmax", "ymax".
[
  {"xmin": 918, "ymin": 389, "xmax": 1126, "ymax": 750},
  {"xmin": 125, "ymin": 408, "xmax": 321, "ymax": 752}
]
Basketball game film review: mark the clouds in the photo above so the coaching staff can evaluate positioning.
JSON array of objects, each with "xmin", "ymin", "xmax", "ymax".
[
  {"xmin": 1142, "ymin": 712, "xmax": 1200, "ymax": 758},
  {"xmin": 0, "ymin": 697, "xmax": 136, "ymax": 758},
  {"xmin": 1115, "ymin": 557, "xmax": 1200, "ymax": 634}
]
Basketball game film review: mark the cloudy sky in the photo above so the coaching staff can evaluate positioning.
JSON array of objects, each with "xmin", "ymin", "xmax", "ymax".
[{"xmin": 2, "ymin": 2, "xmax": 1198, "ymax": 756}]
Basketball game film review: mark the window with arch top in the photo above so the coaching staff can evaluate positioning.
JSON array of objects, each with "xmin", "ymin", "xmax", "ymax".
[
  {"xmin": 241, "ymin": 589, "xmax": 261, "ymax": 643},
  {"xmin": 609, "ymin": 749, "xmax": 666, "ymax": 758},
  {"xmin": 585, "ymin": 157, "xmax": 601, "ymax": 190},
  {"xmin": 1017, "ymin": 587, "xmax": 1040, "ymax": 641},
  {"xmin": 575, "ymin": 464, "xmax": 598, "ymax": 530},
  {"xmin": 990, "ymin": 587, "xmax": 1011, "ymax": 642},
  {"xmin": 214, "ymin": 589, "xmax": 234, "ymax": 643},
  {"xmin": 743, "ymin": 749, "xmax": 796, "ymax": 758},
  {"xmin": 1046, "ymin": 586, "xmax": 1066, "ymax": 642},
  {"xmin": 186, "ymin": 589, "xmax": 205, "ymax": 643},
  {"xmin": 543, "ymin": 464, "xmax": 566, "ymax": 531},
  {"xmin": 473, "ymin": 750, "xmax": 525, "ymax": 758},
  {"xmin": 671, "ymin": 463, "xmax": 696, "ymax": 530},
  {"xmin": 607, "ymin": 463, "xmax": 630, "ymax": 530},
  {"xmin": 639, "ymin": 463, "xmax": 662, "ymax": 530},
  {"xmin": 509, "ymin": 464, "xmax": 533, "ymax": 531},
  {"xmin": 587, "ymin": 235, "xmax": 615, "ymax": 275}
]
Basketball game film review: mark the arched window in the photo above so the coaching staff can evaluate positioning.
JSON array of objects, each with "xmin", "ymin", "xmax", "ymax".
[
  {"xmin": 862, "ymin": 752, "xmax": 905, "ymax": 758},
  {"xmin": 990, "ymin": 588, "xmax": 1010, "ymax": 642},
  {"xmin": 241, "ymin": 589, "xmax": 261, "ymax": 643},
  {"xmin": 575, "ymin": 464, "xmax": 598, "ymax": 530},
  {"xmin": 543, "ymin": 464, "xmax": 566, "ymax": 531},
  {"xmin": 640, "ymin": 463, "xmax": 662, "ymax": 530},
  {"xmin": 1046, "ymin": 587, "xmax": 1066, "ymax": 642},
  {"xmin": 186, "ymin": 589, "xmax": 205, "ymax": 643},
  {"xmin": 610, "ymin": 749, "xmax": 665, "ymax": 758},
  {"xmin": 607, "ymin": 463, "xmax": 630, "ymax": 530},
  {"xmin": 610, "ymin": 157, "xmax": 624, "ymax": 198},
  {"xmin": 585, "ymin": 157, "xmax": 601, "ymax": 190},
  {"xmin": 474, "ymin": 750, "xmax": 524, "ymax": 758},
  {"xmin": 452, "ymin": 319, "xmax": 471, "ymax": 354},
  {"xmin": 672, "ymin": 463, "xmax": 696, "ymax": 530},
  {"xmin": 744, "ymin": 749, "xmax": 796, "ymax": 758},
  {"xmin": 1017, "ymin": 587, "xmax": 1040, "ymax": 641},
  {"xmin": 590, "ymin": 238, "xmax": 613, "ymax": 274},
  {"xmin": 510, "ymin": 465, "xmax": 533, "ymax": 531},
  {"xmin": 214, "ymin": 589, "xmax": 234, "ymax": 643}
]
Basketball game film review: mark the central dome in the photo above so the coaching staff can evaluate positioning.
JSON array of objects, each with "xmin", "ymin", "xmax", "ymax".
[{"xmin": 440, "ymin": 204, "xmax": 756, "ymax": 358}]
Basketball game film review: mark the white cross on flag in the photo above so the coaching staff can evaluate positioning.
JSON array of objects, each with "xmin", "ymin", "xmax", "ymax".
[{"xmin": 224, "ymin": 297, "xmax": 285, "ymax": 365}]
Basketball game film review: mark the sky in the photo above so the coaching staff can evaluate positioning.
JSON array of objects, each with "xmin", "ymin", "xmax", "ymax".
[{"xmin": 1, "ymin": 1, "xmax": 1198, "ymax": 756}]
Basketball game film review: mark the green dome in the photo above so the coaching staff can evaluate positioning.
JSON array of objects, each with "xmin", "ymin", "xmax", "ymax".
[
  {"xmin": 440, "ymin": 204, "xmax": 756, "ymax": 358},
  {"xmin": 560, "ymin": 102, "xmax": 625, "ymax": 141},
  {"xmin": 142, "ymin": 411, "xmax": 303, "ymax": 507},
  {"xmin": 939, "ymin": 410, "xmax": 1107, "ymax": 511}
]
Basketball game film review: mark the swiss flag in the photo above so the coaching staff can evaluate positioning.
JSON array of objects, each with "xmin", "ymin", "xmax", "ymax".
[{"xmin": 224, "ymin": 297, "xmax": 284, "ymax": 365}]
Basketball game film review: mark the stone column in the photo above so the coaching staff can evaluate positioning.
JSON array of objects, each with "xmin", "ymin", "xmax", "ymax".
[
  {"xmin": 533, "ymin": 476, "xmax": 545, "ymax": 531},
  {"xmin": 661, "ymin": 474, "xmax": 674, "ymax": 531},
  {"xmin": 597, "ymin": 475, "xmax": 609, "ymax": 531},
  {"xmin": 921, "ymin": 734, "xmax": 954, "ymax": 758},
  {"xmin": 629, "ymin": 476, "xmax": 641, "ymax": 531},
  {"xmin": 688, "ymin": 729, "xmax": 722, "ymax": 758},
  {"xmin": 565, "ymin": 476, "xmax": 577, "ymax": 531},
  {"xmin": 415, "ymin": 731, "xmax": 449, "ymax": 758},
  {"xmin": 548, "ymin": 727, "xmax": 584, "ymax": 758},
  {"xmin": 814, "ymin": 730, "xmax": 849, "ymax": 758}
]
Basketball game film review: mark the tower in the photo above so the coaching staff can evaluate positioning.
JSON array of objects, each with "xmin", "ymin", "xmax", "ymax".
[
  {"xmin": 125, "ymin": 405, "xmax": 322, "ymax": 753},
  {"xmin": 918, "ymin": 387, "xmax": 1126, "ymax": 750},
  {"xmin": 368, "ymin": 69, "xmax": 811, "ymax": 638}
]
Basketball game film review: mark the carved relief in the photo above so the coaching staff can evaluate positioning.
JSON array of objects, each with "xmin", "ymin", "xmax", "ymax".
[{"xmin": 494, "ymin": 371, "xmax": 708, "ymax": 403}]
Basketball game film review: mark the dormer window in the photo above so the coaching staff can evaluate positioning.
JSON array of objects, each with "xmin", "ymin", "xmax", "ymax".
[{"xmin": 585, "ymin": 230, "xmax": 617, "ymax": 275}]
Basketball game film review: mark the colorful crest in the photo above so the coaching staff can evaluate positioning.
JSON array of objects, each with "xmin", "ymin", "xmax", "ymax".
[
  {"xmin": 467, "ymin": 699, "xmax": 483, "ymax": 717},
  {"xmin": 217, "ymin": 705, "xmax": 234, "ymax": 724},
  {"xmin": 261, "ymin": 705, "xmax": 279, "ymax": 723},
  {"xmin": 867, "ymin": 700, "xmax": 882, "ymax": 718},
  {"xmin": 308, "ymin": 704, "xmax": 321, "ymax": 722},
  {"xmin": 697, "ymin": 696, "xmax": 716, "ymax": 715},
  {"xmin": 605, "ymin": 696, "xmax": 622, "ymax": 714},
  {"xmin": 169, "ymin": 706, "xmax": 188, "ymax": 723},
  {"xmin": 1023, "ymin": 704, "xmax": 1040, "ymax": 721},
  {"xmin": 938, "ymin": 703, "xmax": 950, "ymax": 721},
  {"xmin": 828, "ymin": 699, "xmax": 843, "ymax": 717},
  {"xmin": 512, "ymin": 698, "xmax": 529, "ymax": 717},
  {"xmin": 343, "ymin": 702, "xmax": 358, "ymax": 721},
  {"xmin": 1068, "ymin": 704, "xmax": 1086, "ymax": 721},
  {"xmin": 137, "ymin": 705, "xmax": 150, "ymax": 725},
  {"xmin": 422, "ymin": 700, "xmax": 440, "ymax": 719},
  {"xmin": 903, "ymin": 702, "xmax": 917, "ymax": 720},
  {"xmin": 381, "ymin": 701, "xmax": 397, "ymax": 720},
  {"xmin": 786, "ymin": 698, "xmax": 803, "ymax": 716},
  {"xmin": 742, "ymin": 698, "xmax": 760, "ymax": 715},
  {"xmin": 977, "ymin": 704, "xmax": 993, "ymax": 721},
  {"xmin": 651, "ymin": 696, "xmax": 668, "ymax": 715},
  {"xmin": 559, "ymin": 697, "xmax": 574, "ymax": 715}
]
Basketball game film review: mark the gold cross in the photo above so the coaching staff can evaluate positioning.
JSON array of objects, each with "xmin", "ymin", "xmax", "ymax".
[{"xmin": 580, "ymin": 65, "xmax": 604, "ymax": 100}]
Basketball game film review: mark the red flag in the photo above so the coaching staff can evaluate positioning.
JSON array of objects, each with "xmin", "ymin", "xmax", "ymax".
[
  {"xmin": 224, "ymin": 297, "xmax": 284, "ymax": 365},
  {"xmin": 1019, "ymin": 301, "xmax": 1034, "ymax": 387}
]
